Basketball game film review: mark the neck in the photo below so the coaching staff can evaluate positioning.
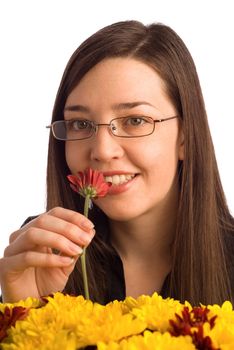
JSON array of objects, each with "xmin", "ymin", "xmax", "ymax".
[{"xmin": 110, "ymin": 194, "xmax": 178, "ymax": 263}]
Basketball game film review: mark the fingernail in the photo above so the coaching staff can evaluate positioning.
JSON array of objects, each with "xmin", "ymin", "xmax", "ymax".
[
  {"xmin": 69, "ymin": 244, "xmax": 83, "ymax": 255},
  {"xmin": 60, "ymin": 256, "xmax": 75, "ymax": 265},
  {"xmin": 81, "ymin": 220, "xmax": 94, "ymax": 230},
  {"xmin": 91, "ymin": 228, "xmax": 96, "ymax": 237},
  {"xmin": 82, "ymin": 235, "xmax": 92, "ymax": 245}
]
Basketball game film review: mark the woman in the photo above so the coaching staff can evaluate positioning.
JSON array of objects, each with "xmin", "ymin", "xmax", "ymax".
[{"xmin": 1, "ymin": 20, "xmax": 234, "ymax": 306}]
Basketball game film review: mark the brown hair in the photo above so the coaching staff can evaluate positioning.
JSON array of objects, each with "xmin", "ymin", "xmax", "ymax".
[{"xmin": 46, "ymin": 20, "xmax": 234, "ymax": 305}]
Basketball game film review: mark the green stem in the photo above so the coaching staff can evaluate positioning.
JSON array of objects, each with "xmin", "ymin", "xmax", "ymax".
[{"xmin": 81, "ymin": 195, "xmax": 90, "ymax": 300}]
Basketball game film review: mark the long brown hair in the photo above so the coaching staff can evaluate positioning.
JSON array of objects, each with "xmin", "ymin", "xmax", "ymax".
[{"xmin": 46, "ymin": 20, "xmax": 234, "ymax": 305}]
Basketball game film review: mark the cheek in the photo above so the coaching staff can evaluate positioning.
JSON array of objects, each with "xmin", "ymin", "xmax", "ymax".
[
  {"xmin": 139, "ymin": 135, "xmax": 180, "ymax": 186},
  {"xmin": 65, "ymin": 142, "xmax": 87, "ymax": 173}
]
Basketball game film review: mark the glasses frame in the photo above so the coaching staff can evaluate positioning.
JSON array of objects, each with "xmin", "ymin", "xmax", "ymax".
[{"xmin": 46, "ymin": 115, "xmax": 179, "ymax": 141}]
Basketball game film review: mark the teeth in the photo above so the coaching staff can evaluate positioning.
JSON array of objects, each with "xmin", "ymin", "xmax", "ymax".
[{"xmin": 104, "ymin": 174, "xmax": 135, "ymax": 185}]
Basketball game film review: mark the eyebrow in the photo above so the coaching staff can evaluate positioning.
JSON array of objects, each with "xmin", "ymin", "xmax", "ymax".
[{"xmin": 64, "ymin": 101, "xmax": 156, "ymax": 112}]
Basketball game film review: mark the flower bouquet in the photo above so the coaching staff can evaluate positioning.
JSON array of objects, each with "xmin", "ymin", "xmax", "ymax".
[{"xmin": 1, "ymin": 292, "xmax": 234, "ymax": 349}]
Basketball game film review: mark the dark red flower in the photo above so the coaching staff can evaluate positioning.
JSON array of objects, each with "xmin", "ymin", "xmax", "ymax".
[
  {"xmin": 67, "ymin": 168, "xmax": 111, "ymax": 300},
  {"xmin": 169, "ymin": 306, "xmax": 219, "ymax": 350},
  {"xmin": 0, "ymin": 306, "xmax": 29, "ymax": 342},
  {"xmin": 67, "ymin": 167, "xmax": 111, "ymax": 199}
]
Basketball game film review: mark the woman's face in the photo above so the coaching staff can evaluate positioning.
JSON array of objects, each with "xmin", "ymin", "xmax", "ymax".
[{"xmin": 64, "ymin": 58, "xmax": 184, "ymax": 221}]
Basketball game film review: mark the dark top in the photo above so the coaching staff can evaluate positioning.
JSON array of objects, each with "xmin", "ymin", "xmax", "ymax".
[{"xmin": 99, "ymin": 223, "xmax": 234, "ymax": 304}]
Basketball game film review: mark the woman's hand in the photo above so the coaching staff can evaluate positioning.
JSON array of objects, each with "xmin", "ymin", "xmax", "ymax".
[{"xmin": 0, "ymin": 207, "xmax": 95, "ymax": 302}]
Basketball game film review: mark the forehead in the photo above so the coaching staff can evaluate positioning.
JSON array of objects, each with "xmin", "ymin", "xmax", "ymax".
[{"xmin": 65, "ymin": 57, "xmax": 174, "ymax": 114}]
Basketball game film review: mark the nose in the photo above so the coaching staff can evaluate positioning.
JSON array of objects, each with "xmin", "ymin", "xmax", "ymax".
[{"xmin": 90, "ymin": 125, "xmax": 124, "ymax": 162}]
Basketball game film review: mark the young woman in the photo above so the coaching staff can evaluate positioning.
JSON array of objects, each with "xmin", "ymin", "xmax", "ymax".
[{"xmin": 1, "ymin": 20, "xmax": 234, "ymax": 306}]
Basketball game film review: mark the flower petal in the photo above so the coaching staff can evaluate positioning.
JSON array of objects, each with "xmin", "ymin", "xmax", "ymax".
[{"xmin": 67, "ymin": 168, "xmax": 111, "ymax": 199}]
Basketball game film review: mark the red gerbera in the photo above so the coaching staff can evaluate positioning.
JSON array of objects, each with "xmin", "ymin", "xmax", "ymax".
[
  {"xmin": 67, "ymin": 167, "xmax": 111, "ymax": 199},
  {"xmin": 67, "ymin": 168, "xmax": 111, "ymax": 300}
]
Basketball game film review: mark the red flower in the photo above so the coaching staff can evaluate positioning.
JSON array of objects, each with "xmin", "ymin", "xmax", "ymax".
[
  {"xmin": 169, "ymin": 306, "xmax": 218, "ymax": 350},
  {"xmin": 67, "ymin": 167, "xmax": 111, "ymax": 199},
  {"xmin": 67, "ymin": 168, "xmax": 111, "ymax": 300},
  {"xmin": 0, "ymin": 306, "xmax": 29, "ymax": 342}
]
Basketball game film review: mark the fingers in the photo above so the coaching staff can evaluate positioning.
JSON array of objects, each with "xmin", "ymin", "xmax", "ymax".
[
  {"xmin": 9, "ymin": 216, "xmax": 41, "ymax": 243},
  {"xmin": 4, "ymin": 227, "xmax": 84, "ymax": 257},
  {"xmin": 35, "ymin": 212, "xmax": 95, "ymax": 246},
  {"xmin": 48, "ymin": 207, "xmax": 94, "ymax": 231},
  {"xmin": 0, "ymin": 207, "xmax": 94, "ymax": 302},
  {"xmin": 0, "ymin": 251, "xmax": 76, "ymax": 275},
  {"xmin": 6, "ymin": 207, "xmax": 95, "ymax": 258},
  {"xmin": 9, "ymin": 229, "xmax": 25, "ymax": 244}
]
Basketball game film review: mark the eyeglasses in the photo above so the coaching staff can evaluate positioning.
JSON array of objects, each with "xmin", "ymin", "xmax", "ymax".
[{"xmin": 46, "ymin": 115, "xmax": 178, "ymax": 141}]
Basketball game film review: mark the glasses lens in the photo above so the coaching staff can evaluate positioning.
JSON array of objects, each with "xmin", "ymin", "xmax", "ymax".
[
  {"xmin": 113, "ymin": 116, "xmax": 154, "ymax": 137},
  {"xmin": 53, "ymin": 120, "xmax": 94, "ymax": 140}
]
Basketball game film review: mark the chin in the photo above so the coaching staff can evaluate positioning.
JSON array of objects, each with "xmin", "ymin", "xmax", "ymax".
[{"xmin": 98, "ymin": 205, "xmax": 142, "ymax": 222}]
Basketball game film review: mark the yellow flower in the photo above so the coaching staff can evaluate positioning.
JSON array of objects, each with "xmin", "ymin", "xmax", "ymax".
[
  {"xmin": 1, "ymin": 294, "xmax": 88, "ymax": 349},
  {"xmin": 124, "ymin": 293, "xmax": 188, "ymax": 332},
  {"xmin": 200, "ymin": 302, "xmax": 234, "ymax": 349},
  {"xmin": 2, "ymin": 292, "xmax": 234, "ymax": 349},
  {"xmin": 73, "ymin": 299, "xmax": 146, "ymax": 348},
  {"xmin": 1, "ymin": 293, "xmax": 146, "ymax": 349},
  {"xmin": 0, "ymin": 296, "xmax": 40, "ymax": 312},
  {"xmin": 97, "ymin": 330, "xmax": 196, "ymax": 350}
]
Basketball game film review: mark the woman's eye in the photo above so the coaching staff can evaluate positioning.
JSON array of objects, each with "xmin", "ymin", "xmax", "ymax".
[
  {"xmin": 70, "ymin": 120, "xmax": 91, "ymax": 130},
  {"xmin": 125, "ymin": 117, "xmax": 149, "ymax": 126}
]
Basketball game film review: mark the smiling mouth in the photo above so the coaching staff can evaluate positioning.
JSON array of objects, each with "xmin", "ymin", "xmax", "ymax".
[{"xmin": 104, "ymin": 174, "xmax": 137, "ymax": 186}]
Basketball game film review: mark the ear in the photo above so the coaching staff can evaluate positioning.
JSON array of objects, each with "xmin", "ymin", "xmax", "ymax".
[{"xmin": 178, "ymin": 127, "xmax": 184, "ymax": 160}]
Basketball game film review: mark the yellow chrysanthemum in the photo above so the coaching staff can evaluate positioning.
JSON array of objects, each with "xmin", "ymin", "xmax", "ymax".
[
  {"xmin": 97, "ymin": 330, "xmax": 196, "ymax": 350},
  {"xmin": 208, "ymin": 301, "xmax": 234, "ymax": 324},
  {"xmin": 1, "ymin": 294, "xmax": 89, "ymax": 349},
  {"xmin": 1, "ymin": 293, "xmax": 146, "ymax": 349},
  {"xmin": 2, "ymin": 292, "xmax": 234, "ymax": 349},
  {"xmin": 1, "ymin": 331, "xmax": 78, "ymax": 350},
  {"xmin": 0, "ymin": 296, "xmax": 40, "ymax": 312},
  {"xmin": 198, "ymin": 302, "xmax": 234, "ymax": 350},
  {"xmin": 123, "ymin": 292, "xmax": 189, "ymax": 332}
]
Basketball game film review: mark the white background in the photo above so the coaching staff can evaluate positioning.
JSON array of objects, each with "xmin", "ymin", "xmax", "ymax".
[{"xmin": 0, "ymin": 0, "xmax": 233, "ymax": 258}]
